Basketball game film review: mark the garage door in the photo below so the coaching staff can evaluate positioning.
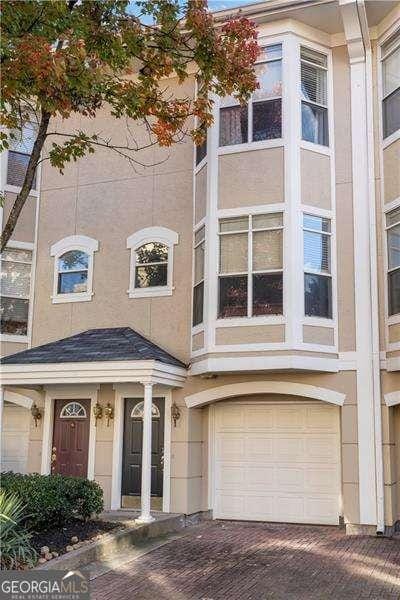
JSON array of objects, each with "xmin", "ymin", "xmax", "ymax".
[
  {"xmin": 214, "ymin": 401, "xmax": 341, "ymax": 525},
  {"xmin": 1, "ymin": 403, "xmax": 30, "ymax": 473}
]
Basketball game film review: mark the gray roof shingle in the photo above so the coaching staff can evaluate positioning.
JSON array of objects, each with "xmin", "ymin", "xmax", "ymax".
[{"xmin": 0, "ymin": 327, "xmax": 186, "ymax": 368}]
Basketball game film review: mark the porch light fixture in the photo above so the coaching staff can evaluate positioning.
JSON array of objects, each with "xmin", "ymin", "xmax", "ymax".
[
  {"xmin": 171, "ymin": 402, "xmax": 181, "ymax": 427},
  {"xmin": 104, "ymin": 402, "xmax": 114, "ymax": 427},
  {"xmin": 30, "ymin": 403, "xmax": 42, "ymax": 427},
  {"xmin": 93, "ymin": 401, "xmax": 103, "ymax": 426}
]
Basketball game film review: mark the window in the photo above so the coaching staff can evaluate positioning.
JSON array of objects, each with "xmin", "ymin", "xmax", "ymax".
[
  {"xmin": 219, "ymin": 44, "xmax": 282, "ymax": 147},
  {"xmin": 127, "ymin": 227, "xmax": 178, "ymax": 298},
  {"xmin": 303, "ymin": 214, "xmax": 332, "ymax": 318},
  {"xmin": 0, "ymin": 247, "xmax": 32, "ymax": 336},
  {"xmin": 386, "ymin": 207, "xmax": 400, "ymax": 316},
  {"xmin": 50, "ymin": 235, "xmax": 98, "ymax": 303},
  {"xmin": 193, "ymin": 225, "xmax": 205, "ymax": 326},
  {"xmin": 131, "ymin": 401, "xmax": 160, "ymax": 419},
  {"xmin": 60, "ymin": 402, "xmax": 87, "ymax": 418},
  {"xmin": 7, "ymin": 122, "xmax": 38, "ymax": 189},
  {"xmin": 382, "ymin": 34, "xmax": 400, "ymax": 139},
  {"xmin": 218, "ymin": 213, "xmax": 283, "ymax": 319},
  {"xmin": 301, "ymin": 47, "xmax": 329, "ymax": 147},
  {"xmin": 196, "ymin": 127, "xmax": 207, "ymax": 165}
]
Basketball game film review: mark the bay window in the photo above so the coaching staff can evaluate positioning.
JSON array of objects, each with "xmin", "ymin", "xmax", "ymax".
[
  {"xmin": 387, "ymin": 207, "xmax": 400, "ymax": 316},
  {"xmin": 218, "ymin": 213, "xmax": 283, "ymax": 318},
  {"xmin": 382, "ymin": 34, "xmax": 400, "ymax": 139},
  {"xmin": 301, "ymin": 47, "xmax": 329, "ymax": 147},
  {"xmin": 0, "ymin": 247, "xmax": 32, "ymax": 336},
  {"xmin": 303, "ymin": 214, "xmax": 332, "ymax": 318},
  {"xmin": 193, "ymin": 225, "xmax": 205, "ymax": 326},
  {"xmin": 219, "ymin": 44, "xmax": 282, "ymax": 147}
]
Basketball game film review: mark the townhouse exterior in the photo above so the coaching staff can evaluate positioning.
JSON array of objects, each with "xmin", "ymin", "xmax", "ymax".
[{"xmin": 1, "ymin": 0, "xmax": 399, "ymax": 535}]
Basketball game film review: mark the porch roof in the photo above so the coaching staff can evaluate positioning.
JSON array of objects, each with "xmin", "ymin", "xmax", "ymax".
[{"xmin": 0, "ymin": 328, "xmax": 187, "ymax": 387}]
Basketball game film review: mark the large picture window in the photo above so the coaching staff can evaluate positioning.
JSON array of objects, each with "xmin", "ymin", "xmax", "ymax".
[
  {"xmin": 219, "ymin": 44, "xmax": 282, "ymax": 147},
  {"xmin": 0, "ymin": 247, "xmax": 32, "ymax": 336},
  {"xmin": 301, "ymin": 47, "xmax": 329, "ymax": 147},
  {"xmin": 303, "ymin": 214, "xmax": 332, "ymax": 318},
  {"xmin": 7, "ymin": 122, "xmax": 37, "ymax": 189},
  {"xmin": 218, "ymin": 213, "xmax": 283, "ymax": 319},
  {"xmin": 382, "ymin": 34, "xmax": 400, "ymax": 139},
  {"xmin": 193, "ymin": 225, "xmax": 205, "ymax": 326},
  {"xmin": 387, "ymin": 207, "xmax": 400, "ymax": 316}
]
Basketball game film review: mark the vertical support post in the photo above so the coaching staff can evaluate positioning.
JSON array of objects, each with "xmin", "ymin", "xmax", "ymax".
[
  {"xmin": 0, "ymin": 387, "xmax": 4, "ymax": 451},
  {"xmin": 136, "ymin": 382, "xmax": 155, "ymax": 524}
]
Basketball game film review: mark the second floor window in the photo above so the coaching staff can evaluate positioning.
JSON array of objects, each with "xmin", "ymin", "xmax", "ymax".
[
  {"xmin": 301, "ymin": 47, "xmax": 329, "ymax": 147},
  {"xmin": 218, "ymin": 213, "xmax": 283, "ymax": 319},
  {"xmin": 219, "ymin": 44, "xmax": 282, "ymax": 147},
  {"xmin": 193, "ymin": 225, "xmax": 205, "ymax": 326},
  {"xmin": 57, "ymin": 250, "xmax": 89, "ymax": 294},
  {"xmin": 387, "ymin": 207, "xmax": 400, "ymax": 316},
  {"xmin": 382, "ymin": 34, "xmax": 400, "ymax": 139},
  {"xmin": 303, "ymin": 214, "xmax": 332, "ymax": 318},
  {"xmin": 7, "ymin": 122, "xmax": 37, "ymax": 189},
  {"xmin": 0, "ymin": 247, "xmax": 32, "ymax": 336},
  {"xmin": 135, "ymin": 243, "xmax": 168, "ymax": 288}
]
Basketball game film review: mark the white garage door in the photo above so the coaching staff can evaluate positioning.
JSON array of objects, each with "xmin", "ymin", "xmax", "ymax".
[
  {"xmin": 1, "ymin": 404, "xmax": 30, "ymax": 473},
  {"xmin": 214, "ymin": 401, "xmax": 341, "ymax": 525}
]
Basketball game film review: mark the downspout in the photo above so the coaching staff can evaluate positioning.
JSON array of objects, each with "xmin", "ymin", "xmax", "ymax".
[{"xmin": 356, "ymin": 0, "xmax": 385, "ymax": 534}]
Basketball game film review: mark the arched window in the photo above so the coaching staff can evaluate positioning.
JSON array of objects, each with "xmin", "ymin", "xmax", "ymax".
[
  {"xmin": 50, "ymin": 235, "xmax": 99, "ymax": 303},
  {"xmin": 131, "ymin": 401, "xmax": 160, "ymax": 419},
  {"xmin": 127, "ymin": 227, "xmax": 178, "ymax": 298},
  {"xmin": 60, "ymin": 401, "xmax": 87, "ymax": 418}
]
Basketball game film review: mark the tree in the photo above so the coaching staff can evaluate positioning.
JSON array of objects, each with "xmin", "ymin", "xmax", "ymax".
[{"xmin": 0, "ymin": 0, "xmax": 259, "ymax": 251}]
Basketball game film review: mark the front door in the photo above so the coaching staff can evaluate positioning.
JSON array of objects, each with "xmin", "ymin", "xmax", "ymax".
[
  {"xmin": 52, "ymin": 399, "xmax": 90, "ymax": 477},
  {"xmin": 122, "ymin": 397, "xmax": 164, "ymax": 498}
]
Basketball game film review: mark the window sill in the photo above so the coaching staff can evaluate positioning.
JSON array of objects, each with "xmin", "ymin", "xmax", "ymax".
[
  {"xmin": 0, "ymin": 334, "xmax": 29, "ymax": 343},
  {"xmin": 51, "ymin": 292, "xmax": 93, "ymax": 304},
  {"xmin": 128, "ymin": 287, "xmax": 173, "ymax": 299},
  {"xmin": 216, "ymin": 315, "xmax": 285, "ymax": 327},
  {"xmin": 194, "ymin": 157, "xmax": 207, "ymax": 174},
  {"xmin": 192, "ymin": 323, "xmax": 205, "ymax": 335},
  {"xmin": 303, "ymin": 316, "xmax": 334, "ymax": 327},
  {"xmin": 388, "ymin": 313, "xmax": 400, "ymax": 326},
  {"xmin": 300, "ymin": 140, "xmax": 331, "ymax": 156},
  {"xmin": 4, "ymin": 184, "xmax": 39, "ymax": 197},
  {"xmin": 382, "ymin": 128, "xmax": 400, "ymax": 149},
  {"xmin": 218, "ymin": 138, "xmax": 283, "ymax": 156}
]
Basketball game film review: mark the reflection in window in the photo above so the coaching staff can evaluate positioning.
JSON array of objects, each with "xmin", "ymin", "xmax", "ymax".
[
  {"xmin": 193, "ymin": 226, "xmax": 205, "ymax": 326},
  {"xmin": 57, "ymin": 250, "xmax": 89, "ymax": 294},
  {"xmin": 135, "ymin": 242, "xmax": 168, "ymax": 288},
  {"xmin": 60, "ymin": 402, "xmax": 87, "ymax": 418},
  {"xmin": 387, "ymin": 207, "xmax": 400, "ymax": 315},
  {"xmin": 301, "ymin": 47, "xmax": 329, "ymax": 146},
  {"xmin": 303, "ymin": 214, "xmax": 332, "ymax": 318},
  {"xmin": 0, "ymin": 247, "xmax": 32, "ymax": 336}
]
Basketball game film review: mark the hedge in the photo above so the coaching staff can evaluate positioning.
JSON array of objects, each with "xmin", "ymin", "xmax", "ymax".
[{"xmin": 0, "ymin": 472, "xmax": 104, "ymax": 532}]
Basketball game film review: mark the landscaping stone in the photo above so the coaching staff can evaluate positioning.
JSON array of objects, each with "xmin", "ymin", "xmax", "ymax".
[
  {"xmin": 66, "ymin": 545, "xmax": 74, "ymax": 552},
  {"xmin": 71, "ymin": 536, "xmax": 79, "ymax": 544},
  {"xmin": 40, "ymin": 546, "xmax": 49, "ymax": 556},
  {"xmin": 44, "ymin": 553, "xmax": 53, "ymax": 561},
  {"xmin": 38, "ymin": 558, "xmax": 47, "ymax": 565},
  {"xmin": 52, "ymin": 552, "xmax": 59, "ymax": 559}
]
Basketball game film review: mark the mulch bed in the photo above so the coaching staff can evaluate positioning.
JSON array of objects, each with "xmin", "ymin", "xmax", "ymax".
[{"xmin": 31, "ymin": 519, "xmax": 121, "ymax": 556}]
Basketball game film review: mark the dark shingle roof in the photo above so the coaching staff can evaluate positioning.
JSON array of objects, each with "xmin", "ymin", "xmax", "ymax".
[{"xmin": 1, "ymin": 327, "xmax": 186, "ymax": 368}]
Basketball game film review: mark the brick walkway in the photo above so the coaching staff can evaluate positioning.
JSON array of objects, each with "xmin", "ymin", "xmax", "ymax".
[{"xmin": 91, "ymin": 521, "xmax": 400, "ymax": 600}]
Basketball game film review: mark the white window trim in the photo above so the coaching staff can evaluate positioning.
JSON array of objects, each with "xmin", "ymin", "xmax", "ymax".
[
  {"xmin": 50, "ymin": 235, "xmax": 99, "ymax": 304},
  {"xmin": 300, "ymin": 45, "xmax": 330, "ymax": 148},
  {"xmin": 384, "ymin": 201, "xmax": 400, "ymax": 326},
  {"xmin": 0, "ymin": 241, "xmax": 34, "ymax": 343},
  {"xmin": 380, "ymin": 30, "xmax": 400, "ymax": 144},
  {"xmin": 127, "ymin": 226, "xmax": 178, "ymax": 299}
]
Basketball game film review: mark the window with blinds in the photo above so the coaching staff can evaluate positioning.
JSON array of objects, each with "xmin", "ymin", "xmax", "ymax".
[
  {"xmin": 301, "ymin": 47, "xmax": 329, "ymax": 147},
  {"xmin": 6, "ymin": 122, "xmax": 37, "ymax": 189},
  {"xmin": 386, "ymin": 206, "xmax": 400, "ymax": 316},
  {"xmin": 0, "ymin": 247, "xmax": 32, "ymax": 336},
  {"xmin": 219, "ymin": 44, "xmax": 282, "ymax": 147},
  {"xmin": 303, "ymin": 214, "xmax": 332, "ymax": 318},
  {"xmin": 218, "ymin": 213, "xmax": 283, "ymax": 318},
  {"xmin": 193, "ymin": 225, "xmax": 205, "ymax": 326},
  {"xmin": 382, "ymin": 34, "xmax": 400, "ymax": 139}
]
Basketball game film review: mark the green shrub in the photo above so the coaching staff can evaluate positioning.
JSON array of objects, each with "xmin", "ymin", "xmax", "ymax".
[
  {"xmin": 0, "ymin": 490, "xmax": 37, "ymax": 570},
  {"xmin": 0, "ymin": 473, "xmax": 103, "ymax": 532}
]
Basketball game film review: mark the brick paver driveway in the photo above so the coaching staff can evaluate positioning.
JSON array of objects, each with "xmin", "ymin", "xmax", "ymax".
[{"xmin": 91, "ymin": 521, "xmax": 400, "ymax": 600}]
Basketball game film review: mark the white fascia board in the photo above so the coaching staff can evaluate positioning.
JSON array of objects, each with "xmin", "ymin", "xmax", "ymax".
[{"xmin": 189, "ymin": 355, "xmax": 339, "ymax": 376}]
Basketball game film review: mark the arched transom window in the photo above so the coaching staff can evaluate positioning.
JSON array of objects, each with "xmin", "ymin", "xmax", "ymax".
[
  {"xmin": 127, "ymin": 227, "xmax": 178, "ymax": 298},
  {"xmin": 131, "ymin": 401, "xmax": 160, "ymax": 419},
  {"xmin": 60, "ymin": 401, "xmax": 87, "ymax": 418}
]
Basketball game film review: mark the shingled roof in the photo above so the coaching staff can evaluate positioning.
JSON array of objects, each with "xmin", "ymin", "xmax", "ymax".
[{"xmin": 0, "ymin": 327, "xmax": 186, "ymax": 368}]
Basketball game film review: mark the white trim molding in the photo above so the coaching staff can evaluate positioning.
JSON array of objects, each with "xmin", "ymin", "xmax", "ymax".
[
  {"xmin": 127, "ymin": 226, "xmax": 179, "ymax": 299},
  {"xmin": 384, "ymin": 391, "xmax": 400, "ymax": 407},
  {"xmin": 50, "ymin": 235, "xmax": 99, "ymax": 304},
  {"xmin": 189, "ymin": 355, "xmax": 339, "ymax": 375},
  {"xmin": 185, "ymin": 381, "xmax": 345, "ymax": 409}
]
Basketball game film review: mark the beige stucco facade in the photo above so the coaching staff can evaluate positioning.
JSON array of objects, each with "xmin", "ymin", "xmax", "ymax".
[{"xmin": 1, "ymin": 0, "xmax": 400, "ymax": 534}]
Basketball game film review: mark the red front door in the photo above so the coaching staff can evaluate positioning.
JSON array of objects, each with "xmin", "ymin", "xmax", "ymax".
[{"xmin": 52, "ymin": 399, "xmax": 90, "ymax": 477}]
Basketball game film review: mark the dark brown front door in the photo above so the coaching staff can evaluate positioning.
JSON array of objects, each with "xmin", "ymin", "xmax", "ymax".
[
  {"xmin": 122, "ymin": 397, "xmax": 164, "ymax": 497},
  {"xmin": 52, "ymin": 399, "xmax": 90, "ymax": 477}
]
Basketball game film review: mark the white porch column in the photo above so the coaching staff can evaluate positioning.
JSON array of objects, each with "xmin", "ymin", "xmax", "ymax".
[
  {"xmin": 0, "ymin": 387, "xmax": 4, "ymax": 446},
  {"xmin": 136, "ymin": 382, "xmax": 155, "ymax": 524}
]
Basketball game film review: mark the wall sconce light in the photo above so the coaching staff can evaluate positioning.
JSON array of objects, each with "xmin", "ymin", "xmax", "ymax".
[
  {"xmin": 30, "ymin": 403, "xmax": 42, "ymax": 427},
  {"xmin": 93, "ymin": 401, "xmax": 103, "ymax": 426},
  {"xmin": 171, "ymin": 402, "xmax": 181, "ymax": 427},
  {"xmin": 104, "ymin": 402, "xmax": 114, "ymax": 427}
]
